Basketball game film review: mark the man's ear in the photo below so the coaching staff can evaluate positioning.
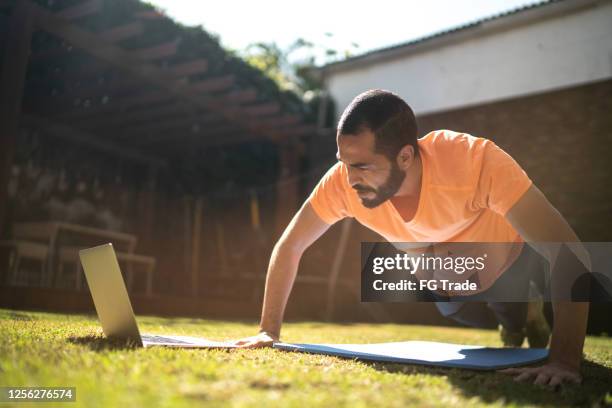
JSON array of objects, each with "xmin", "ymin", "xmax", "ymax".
[{"xmin": 396, "ymin": 145, "xmax": 415, "ymax": 170}]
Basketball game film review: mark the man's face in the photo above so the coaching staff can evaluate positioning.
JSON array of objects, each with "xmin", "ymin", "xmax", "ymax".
[{"xmin": 336, "ymin": 129, "xmax": 406, "ymax": 208}]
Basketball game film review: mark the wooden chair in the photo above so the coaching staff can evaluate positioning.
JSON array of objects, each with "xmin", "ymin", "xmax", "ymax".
[
  {"xmin": 0, "ymin": 240, "xmax": 49, "ymax": 286},
  {"xmin": 57, "ymin": 246, "xmax": 82, "ymax": 289},
  {"xmin": 116, "ymin": 252, "xmax": 156, "ymax": 296},
  {"xmin": 58, "ymin": 246, "xmax": 155, "ymax": 296}
]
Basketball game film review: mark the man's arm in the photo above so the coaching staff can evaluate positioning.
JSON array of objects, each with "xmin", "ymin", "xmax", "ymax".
[
  {"xmin": 502, "ymin": 184, "xmax": 589, "ymax": 386},
  {"xmin": 233, "ymin": 202, "xmax": 331, "ymax": 347}
]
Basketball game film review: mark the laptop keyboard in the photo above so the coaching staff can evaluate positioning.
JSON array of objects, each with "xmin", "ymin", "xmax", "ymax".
[{"xmin": 142, "ymin": 335, "xmax": 191, "ymax": 344}]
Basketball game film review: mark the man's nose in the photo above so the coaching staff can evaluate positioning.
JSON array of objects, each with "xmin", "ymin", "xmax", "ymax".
[{"xmin": 347, "ymin": 168, "xmax": 362, "ymax": 187}]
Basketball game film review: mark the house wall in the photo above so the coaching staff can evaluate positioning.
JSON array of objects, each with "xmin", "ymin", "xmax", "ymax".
[
  {"xmin": 416, "ymin": 77, "xmax": 612, "ymax": 242},
  {"xmin": 324, "ymin": 0, "xmax": 612, "ymax": 117}
]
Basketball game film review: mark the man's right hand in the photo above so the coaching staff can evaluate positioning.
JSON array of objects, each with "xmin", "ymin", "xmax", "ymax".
[
  {"xmin": 232, "ymin": 331, "xmax": 278, "ymax": 348},
  {"xmin": 245, "ymin": 203, "xmax": 329, "ymax": 350}
]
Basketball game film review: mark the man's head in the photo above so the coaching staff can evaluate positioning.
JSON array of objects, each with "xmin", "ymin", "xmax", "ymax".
[{"xmin": 336, "ymin": 89, "xmax": 419, "ymax": 208}]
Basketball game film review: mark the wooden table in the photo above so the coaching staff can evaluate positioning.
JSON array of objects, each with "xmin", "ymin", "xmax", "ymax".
[{"xmin": 12, "ymin": 221, "xmax": 137, "ymax": 287}]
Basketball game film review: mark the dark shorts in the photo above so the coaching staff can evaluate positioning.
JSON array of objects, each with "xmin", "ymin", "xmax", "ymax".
[{"xmin": 433, "ymin": 243, "xmax": 552, "ymax": 331}]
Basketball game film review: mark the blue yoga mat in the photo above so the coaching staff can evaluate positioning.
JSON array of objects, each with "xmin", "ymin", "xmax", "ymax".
[{"xmin": 273, "ymin": 341, "xmax": 548, "ymax": 370}]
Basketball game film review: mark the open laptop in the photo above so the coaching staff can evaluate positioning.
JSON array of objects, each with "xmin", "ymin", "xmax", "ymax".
[{"xmin": 79, "ymin": 243, "xmax": 237, "ymax": 348}]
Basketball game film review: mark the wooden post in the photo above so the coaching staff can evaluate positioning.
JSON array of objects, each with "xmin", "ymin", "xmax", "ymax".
[
  {"xmin": 182, "ymin": 196, "xmax": 192, "ymax": 294},
  {"xmin": 274, "ymin": 142, "xmax": 300, "ymax": 238},
  {"xmin": 138, "ymin": 165, "xmax": 157, "ymax": 248},
  {"xmin": 215, "ymin": 220, "xmax": 228, "ymax": 273},
  {"xmin": 190, "ymin": 197, "xmax": 202, "ymax": 297},
  {"xmin": 0, "ymin": 2, "xmax": 33, "ymax": 236},
  {"xmin": 325, "ymin": 218, "xmax": 353, "ymax": 321},
  {"xmin": 249, "ymin": 189, "xmax": 260, "ymax": 231}
]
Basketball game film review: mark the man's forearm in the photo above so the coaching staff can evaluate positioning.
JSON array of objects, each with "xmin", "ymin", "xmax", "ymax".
[{"xmin": 259, "ymin": 241, "xmax": 303, "ymax": 339}]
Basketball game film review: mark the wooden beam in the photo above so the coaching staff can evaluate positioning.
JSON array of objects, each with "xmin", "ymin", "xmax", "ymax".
[
  {"xmin": 56, "ymin": 0, "xmax": 102, "ymax": 20},
  {"xmin": 26, "ymin": 83, "xmax": 148, "ymax": 117},
  {"xmin": 72, "ymin": 86, "xmax": 258, "ymax": 130},
  {"xmin": 281, "ymin": 124, "xmax": 317, "ymax": 136},
  {"xmin": 28, "ymin": 59, "xmax": 109, "ymax": 83},
  {"xmin": 26, "ymin": 1, "xmax": 283, "ymax": 142},
  {"xmin": 113, "ymin": 112, "xmax": 220, "ymax": 140},
  {"xmin": 167, "ymin": 59, "xmax": 208, "ymax": 78},
  {"xmin": 21, "ymin": 114, "xmax": 166, "ymax": 167},
  {"xmin": 77, "ymin": 103, "xmax": 197, "ymax": 130},
  {"xmin": 99, "ymin": 21, "xmax": 144, "ymax": 43},
  {"xmin": 131, "ymin": 123, "xmax": 237, "ymax": 146},
  {"xmin": 162, "ymin": 130, "xmax": 295, "ymax": 151},
  {"xmin": 249, "ymin": 114, "xmax": 301, "ymax": 128},
  {"xmin": 195, "ymin": 133, "xmax": 278, "ymax": 148},
  {"xmin": 30, "ymin": 61, "xmax": 208, "ymax": 115},
  {"xmin": 130, "ymin": 101, "xmax": 294, "ymax": 144},
  {"xmin": 30, "ymin": 74, "xmax": 139, "ymax": 103},
  {"xmin": 30, "ymin": 42, "xmax": 80, "ymax": 61},
  {"xmin": 189, "ymin": 75, "xmax": 235, "ymax": 93},
  {"xmin": 0, "ymin": 1, "xmax": 33, "ymax": 234},
  {"xmin": 216, "ymin": 88, "xmax": 257, "ymax": 104},
  {"xmin": 77, "ymin": 87, "xmax": 259, "ymax": 134},
  {"xmin": 56, "ymin": 90, "xmax": 173, "ymax": 120},
  {"xmin": 133, "ymin": 10, "xmax": 165, "ymax": 20},
  {"xmin": 244, "ymin": 102, "xmax": 280, "ymax": 116},
  {"xmin": 134, "ymin": 39, "xmax": 179, "ymax": 61}
]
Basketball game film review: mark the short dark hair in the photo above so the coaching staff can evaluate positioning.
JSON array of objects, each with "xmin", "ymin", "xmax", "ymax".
[{"xmin": 337, "ymin": 89, "xmax": 418, "ymax": 160}]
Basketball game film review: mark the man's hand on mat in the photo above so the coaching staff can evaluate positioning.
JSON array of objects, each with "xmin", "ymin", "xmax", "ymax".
[
  {"xmin": 499, "ymin": 362, "xmax": 582, "ymax": 388},
  {"xmin": 232, "ymin": 331, "xmax": 277, "ymax": 348}
]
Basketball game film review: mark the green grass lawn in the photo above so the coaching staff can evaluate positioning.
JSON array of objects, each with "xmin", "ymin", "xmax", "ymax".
[{"xmin": 0, "ymin": 308, "xmax": 610, "ymax": 407}]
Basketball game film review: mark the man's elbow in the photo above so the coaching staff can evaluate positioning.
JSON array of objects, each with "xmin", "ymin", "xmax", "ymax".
[{"xmin": 273, "ymin": 237, "xmax": 306, "ymax": 260}]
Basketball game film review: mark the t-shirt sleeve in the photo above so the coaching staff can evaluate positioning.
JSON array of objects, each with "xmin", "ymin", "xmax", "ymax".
[
  {"xmin": 473, "ymin": 141, "xmax": 533, "ymax": 216},
  {"xmin": 306, "ymin": 162, "xmax": 352, "ymax": 225}
]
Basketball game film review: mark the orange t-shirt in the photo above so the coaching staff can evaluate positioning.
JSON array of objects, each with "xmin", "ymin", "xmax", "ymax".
[{"xmin": 307, "ymin": 129, "xmax": 533, "ymax": 292}]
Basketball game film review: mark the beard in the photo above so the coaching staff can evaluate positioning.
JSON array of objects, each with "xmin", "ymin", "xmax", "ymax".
[{"xmin": 353, "ymin": 162, "xmax": 406, "ymax": 209}]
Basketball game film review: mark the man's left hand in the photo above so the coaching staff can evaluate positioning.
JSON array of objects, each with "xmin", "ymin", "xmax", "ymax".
[{"xmin": 499, "ymin": 362, "xmax": 582, "ymax": 387}]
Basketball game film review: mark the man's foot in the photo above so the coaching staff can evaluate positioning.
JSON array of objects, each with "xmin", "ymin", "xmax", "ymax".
[
  {"xmin": 525, "ymin": 299, "xmax": 551, "ymax": 348},
  {"xmin": 499, "ymin": 325, "xmax": 524, "ymax": 347}
]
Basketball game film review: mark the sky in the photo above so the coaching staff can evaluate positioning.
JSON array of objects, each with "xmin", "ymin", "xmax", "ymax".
[{"xmin": 146, "ymin": 0, "xmax": 544, "ymax": 64}]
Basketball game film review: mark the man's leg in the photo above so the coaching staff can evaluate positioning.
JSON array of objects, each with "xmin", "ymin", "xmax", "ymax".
[
  {"xmin": 435, "ymin": 244, "xmax": 551, "ymax": 347},
  {"xmin": 487, "ymin": 302, "xmax": 528, "ymax": 332},
  {"xmin": 488, "ymin": 302, "xmax": 529, "ymax": 347},
  {"xmin": 489, "ymin": 245, "xmax": 552, "ymax": 347},
  {"xmin": 437, "ymin": 299, "xmax": 548, "ymax": 347}
]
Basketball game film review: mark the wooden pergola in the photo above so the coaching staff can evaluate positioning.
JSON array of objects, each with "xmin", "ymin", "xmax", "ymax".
[{"xmin": 0, "ymin": 0, "xmax": 317, "ymax": 235}]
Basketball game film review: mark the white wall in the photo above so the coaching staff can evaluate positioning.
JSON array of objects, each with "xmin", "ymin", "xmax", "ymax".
[{"xmin": 325, "ymin": 1, "xmax": 612, "ymax": 117}]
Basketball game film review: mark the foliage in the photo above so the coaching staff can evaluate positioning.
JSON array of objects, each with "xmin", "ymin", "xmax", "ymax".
[
  {"xmin": 239, "ymin": 34, "xmax": 358, "ymax": 129},
  {"xmin": 240, "ymin": 35, "xmax": 360, "ymax": 96}
]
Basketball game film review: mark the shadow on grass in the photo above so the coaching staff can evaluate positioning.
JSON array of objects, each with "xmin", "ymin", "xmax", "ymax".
[
  {"xmin": 365, "ymin": 359, "xmax": 612, "ymax": 406},
  {"xmin": 67, "ymin": 335, "xmax": 141, "ymax": 351},
  {"xmin": 4, "ymin": 311, "xmax": 36, "ymax": 321},
  {"xmin": 137, "ymin": 316, "xmax": 257, "ymax": 327}
]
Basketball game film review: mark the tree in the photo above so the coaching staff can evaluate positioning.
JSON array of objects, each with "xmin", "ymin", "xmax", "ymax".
[
  {"xmin": 241, "ymin": 35, "xmax": 358, "ymax": 128},
  {"xmin": 241, "ymin": 35, "xmax": 359, "ymax": 96}
]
